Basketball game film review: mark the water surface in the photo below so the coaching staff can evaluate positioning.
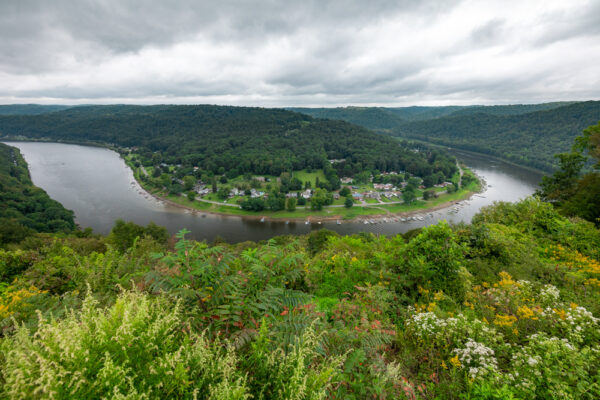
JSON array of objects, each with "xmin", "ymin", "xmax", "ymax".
[{"xmin": 4, "ymin": 142, "xmax": 543, "ymax": 242}]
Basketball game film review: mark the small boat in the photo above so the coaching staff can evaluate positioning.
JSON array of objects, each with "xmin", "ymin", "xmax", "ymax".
[
  {"xmin": 336, "ymin": 220, "xmax": 341, "ymax": 225},
  {"xmin": 260, "ymin": 217, "xmax": 265, "ymax": 222},
  {"xmin": 305, "ymin": 220, "xmax": 310, "ymax": 225},
  {"xmin": 364, "ymin": 220, "xmax": 369, "ymax": 225},
  {"xmin": 285, "ymin": 221, "xmax": 289, "ymax": 225},
  {"xmin": 401, "ymin": 218, "xmax": 406, "ymax": 222},
  {"xmin": 317, "ymin": 221, "xmax": 322, "ymax": 225}
]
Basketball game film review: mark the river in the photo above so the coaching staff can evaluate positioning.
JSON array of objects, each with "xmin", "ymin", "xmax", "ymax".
[{"xmin": 3, "ymin": 142, "xmax": 543, "ymax": 243}]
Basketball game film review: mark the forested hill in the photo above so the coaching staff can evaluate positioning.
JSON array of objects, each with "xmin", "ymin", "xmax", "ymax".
[
  {"xmin": 290, "ymin": 101, "xmax": 599, "ymax": 172},
  {"xmin": 0, "ymin": 104, "xmax": 71, "ymax": 115},
  {"xmin": 0, "ymin": 143, "xmax": 75, "ymax": 243},
  {"xmin": 289, "ymin": 102, "xmax": 575, "ymax": 129},
  {"xmin": 0, "ymin": 104, "xmax": 456, "ymax": 178},
  {"xmin": 288, "ymin": 107, "xmax": 404, "ymax": 130},
  {"xmin": 394, "ymin": 101, "xmax": 600, "ymax": 172}
]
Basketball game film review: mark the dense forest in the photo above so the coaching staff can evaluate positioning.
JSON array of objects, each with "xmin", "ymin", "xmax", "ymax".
[
  {"xmin": 290, "ymin": 102, "xmax": 574, "ymax": 128},
  {"xmin": 393, "ymin": 101, "xmax": 600, "ymax": 172},
  {"xmin": 0, "ymin": 104, "xmax": 457, "ymax": 182},
  {"xmin": 0, "ymin": 143, "xmax": 75, "ymax": 244},
  {"xmin": 288, "ymin": 107, "xmax": 405, "ymax": 130},
  {"xmin": 292, "ymin": 101, "xmax": 598, "ymax": 172}
]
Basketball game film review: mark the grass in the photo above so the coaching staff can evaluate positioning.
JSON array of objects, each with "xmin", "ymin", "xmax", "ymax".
[{"xmin": 292, "ymin": 169, "xmax": 327, "ymax": 187}]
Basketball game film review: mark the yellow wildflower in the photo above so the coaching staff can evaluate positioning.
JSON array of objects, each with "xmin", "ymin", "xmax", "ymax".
[
  {"xmin": 498, "ymin": 271, "xmax": 518, "ymax": 287},
  {"xmin": 493, "ymin": 314, "xmax": 517, "ymax": 327},
  {"xmin": 517, "ymin": 305, "xmax": 538, "ymax": 320},
  {"xmin": 449, "ymin": 355, "xmax": 461, "ymax": 368},
  {"xmin": 553, "ymin": 308, "xmax": 567, "ymax": 320}
]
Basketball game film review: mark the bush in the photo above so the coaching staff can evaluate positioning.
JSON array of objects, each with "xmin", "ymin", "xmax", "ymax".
[{"xmin": 1, "ymin": 290, "xmax": 250, "ymax": 399}]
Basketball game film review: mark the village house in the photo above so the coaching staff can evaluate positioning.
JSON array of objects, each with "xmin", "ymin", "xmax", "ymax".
[
  {"xmin": 301, "ymin": 189, "xmax": 312, "ymax": 199},
  {"xmin": 254, "ymin": 176, "xmax": 266, "ymax": 182},
  {"xmin": 373, "ymin": 183, "xmax": 394, "ymax": 191},
  {"xmin": 365, "ymin": 191, "xmax": 381, "ymax": 200},
  {"xmin": 340, "ymin": 177, "xmax": 353, "ymax": 184},
  {"xmin": 195, "ymin": 185, "xmax": 210, "ymax": 196}
]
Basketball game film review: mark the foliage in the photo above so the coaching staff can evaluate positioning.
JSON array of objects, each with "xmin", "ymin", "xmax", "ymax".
[
  {"xmin": 538, "ymin": 122, "xmax": 600, "ymax": 225},
  {"xmin": 2, "ymin": 290, "xmax": 250, "ymax": 399},
  {"xmin": 108, "ymin": 219, "xmax": 169, "ymax": 253},
  {"xmin": 0, "ymin": 143, "xmax": 75, "ymax": 244},
  {"xmin": 1, "ymin": 197, "xmax": 600, "ymax": 398}
]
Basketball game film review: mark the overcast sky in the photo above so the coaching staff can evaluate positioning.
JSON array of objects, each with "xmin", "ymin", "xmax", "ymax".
[{"xmin": 1, "ymin": 0, "xmax": 599, "ymax": 106}]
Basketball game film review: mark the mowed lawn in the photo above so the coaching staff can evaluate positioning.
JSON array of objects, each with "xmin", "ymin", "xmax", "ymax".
[{"xmin": 292, "ymin": 169, "xmax": 327, "ymax": 187}]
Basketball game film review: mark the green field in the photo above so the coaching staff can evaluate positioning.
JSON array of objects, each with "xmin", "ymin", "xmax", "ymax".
[{"xmin": 292, "ymin": 169, "xmax": 327, "ymax": 187}]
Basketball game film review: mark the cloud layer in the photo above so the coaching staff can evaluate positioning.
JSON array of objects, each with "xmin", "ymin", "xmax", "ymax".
[{"xmin": 1, "ymin": 0, "xmax": 599, "ymax": 106}]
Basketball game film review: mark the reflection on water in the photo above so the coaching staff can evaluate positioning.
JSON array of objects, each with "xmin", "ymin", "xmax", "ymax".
[{"xmin": 4, "ymin": 142, "xmax": 544, "ymax": 243}]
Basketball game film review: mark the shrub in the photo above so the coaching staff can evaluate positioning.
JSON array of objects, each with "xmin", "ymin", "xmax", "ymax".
[{"xmin": 1, "ymin": 290, "xmax": 250, "ymax": 399}]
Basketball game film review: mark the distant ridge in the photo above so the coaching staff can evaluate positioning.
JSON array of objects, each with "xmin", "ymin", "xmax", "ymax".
[
  {"xmin": 394, "ymin": 101, "xmax": 600, "ymax": 172},
  {"xmin": 291, "ymin": 101, "xmax": 599, "ymax": 171},
  {"xmin": 0, "ymin": 104, "xmax": 72, "ymax": 115}
]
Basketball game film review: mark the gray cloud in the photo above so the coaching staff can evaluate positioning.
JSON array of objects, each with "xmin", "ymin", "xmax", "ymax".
[{"xmin": 0, "ymin": 0, "xmax": 598, "ymax": 106}]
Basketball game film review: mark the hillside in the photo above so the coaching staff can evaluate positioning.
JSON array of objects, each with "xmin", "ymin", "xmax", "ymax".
[
  {"xmin": 394, "ymin": 101, "xmax": 600, "ymax": 172},
  {"xmin": 287, "ymin": 106, "xmax": 404, "ymax": 130},
  {"xmin": 0, "ymin": 143, "xmax": 75, "ymax": 243},
  {"xmin": 0, "ymin": 104, "xmax": 456, "ymax": 181},
  {"xmin": 1, "ymin": 197, "xmax": 599, "ymax": 399},
  {"xmin": 290, "ymin": 102, "xmax": 596, "ymax": 172},
  {"xmin": 289, "ymin": 102, "xmax": 574, "ymax": 128}
]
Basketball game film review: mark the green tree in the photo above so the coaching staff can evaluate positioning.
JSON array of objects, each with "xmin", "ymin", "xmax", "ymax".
[
  {"xmin": 344, "ymin": 196, "xmax": 354, "ymax": 208},
  {"xmin": 403, "ymin": 187, "xmax": 416, "ymax": 204},
  {"xmin": 311, "ymin": 188, "xmax": 327, "ymax": 210},
  {"xmin": 286, "ymin": 197, "xmax": 297, "ymax": 211},
  {"xmin": 183, "ymin": 176, "xmax": 196, "ymax": 191},
  {"xmin": 108, "ymin": 219, "xmax": 168, "ymax": 252},
  {"xmin": 423, "ymin": 189, "xmax": 436, "ymax": 200},
  {"xmin": 217, "ymin": 186, "xmax": 230, "ymax": 200},
  {"xmin": 537, "ymin": 152, "xmax": 585, "ymax": 204}
]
